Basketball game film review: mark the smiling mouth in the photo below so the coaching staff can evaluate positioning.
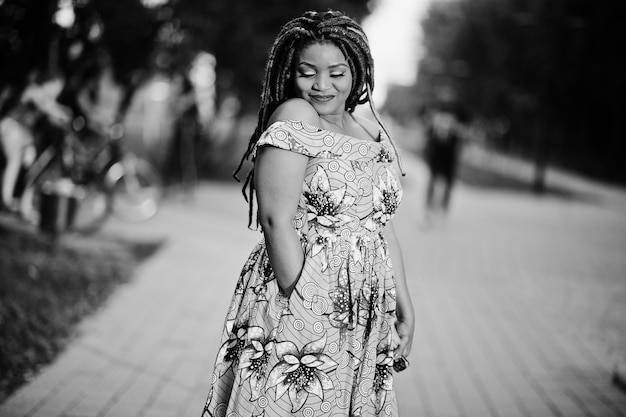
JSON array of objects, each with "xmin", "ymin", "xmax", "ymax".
[{"xmin": 310, "ymin": 95, "xmax": 334, "ymax": 103}]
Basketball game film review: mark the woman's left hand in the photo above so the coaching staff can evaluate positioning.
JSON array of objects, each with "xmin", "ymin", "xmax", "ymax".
[{"xmin": 395, "ymin": 319, "xmax": 414, "ymax": 360}]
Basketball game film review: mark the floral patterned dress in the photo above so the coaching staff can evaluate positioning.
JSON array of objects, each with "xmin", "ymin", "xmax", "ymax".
[{"xmin": 202, "ymin": 120, "xmax": 404, "ymax": 417}]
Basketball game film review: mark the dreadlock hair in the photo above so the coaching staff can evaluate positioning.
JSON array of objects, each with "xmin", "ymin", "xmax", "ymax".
[{"xmin": 234, "ymin": 10, "xmax": 404, "ymax": 228}]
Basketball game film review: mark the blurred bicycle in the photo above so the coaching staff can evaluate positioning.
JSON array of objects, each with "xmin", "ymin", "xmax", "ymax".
[{"xmin": 19, "ymin": 120, "xmax": 163, "ymax": 233}]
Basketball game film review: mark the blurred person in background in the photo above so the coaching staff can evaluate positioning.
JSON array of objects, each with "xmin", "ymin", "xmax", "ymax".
[
  {"xmin": 202, "ymin": 10, "xmax": 415, "ymax": 417},
  {"xmin": 422, "ymin": 100, "xmax": 465, "ymax": 226},
  {"xmin": 165, "ymin": 73, "xmax": 200, "ymax": 198},
  {"xmin": 0, "ymin": 72, "xmax": 71, "ymax": 212}
]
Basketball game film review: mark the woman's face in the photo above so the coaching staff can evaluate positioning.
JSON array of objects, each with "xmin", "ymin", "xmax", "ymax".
[{"xmin": 294, "ymin": 42, "xmax": 353, "ymax": 117}]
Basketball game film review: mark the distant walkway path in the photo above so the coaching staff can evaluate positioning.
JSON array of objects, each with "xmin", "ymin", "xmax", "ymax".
[{"xmin": 1, "ymin": 152, "xmax": 625, "ymax": 417}]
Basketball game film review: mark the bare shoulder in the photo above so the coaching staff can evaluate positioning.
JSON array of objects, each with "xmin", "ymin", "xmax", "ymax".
[
  {"xmin": 352, "ymin": 113, "xmax": 381, "ymax": 140},
  {"xmin": 268, "ymin": 98, "xmax": 321, "ymax": 126}
]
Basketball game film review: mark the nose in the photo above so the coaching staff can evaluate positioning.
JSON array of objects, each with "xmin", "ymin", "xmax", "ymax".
[{"xmin": 313, "ymin": 74, "xmax": 330, "ymax": 91}]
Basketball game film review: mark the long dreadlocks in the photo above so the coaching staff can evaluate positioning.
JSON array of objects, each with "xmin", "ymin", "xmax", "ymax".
[{"xmin": 234, "ymin": 10, "xmax": 404, "ymax": 227}]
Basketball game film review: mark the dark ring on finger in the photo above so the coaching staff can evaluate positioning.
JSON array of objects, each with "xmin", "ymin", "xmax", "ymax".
[{"xmin": 393, "ymin": 356, "xmax": 410, "ymax": 372}]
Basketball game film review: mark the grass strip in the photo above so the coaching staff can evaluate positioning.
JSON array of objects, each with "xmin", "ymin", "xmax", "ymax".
[{"xmin": 0, "ymin": 221, "xmax": 161, "ymax": 402}]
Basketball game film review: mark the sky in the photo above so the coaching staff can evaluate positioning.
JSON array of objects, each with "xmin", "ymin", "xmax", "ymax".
[{"xmin": 362, "ymin": 0, "xmax": 433, "ymax": 105}]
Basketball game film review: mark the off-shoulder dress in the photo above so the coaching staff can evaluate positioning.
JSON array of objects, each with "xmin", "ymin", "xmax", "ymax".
[{"xmin": 202, "ymin": 119, "xmax": 404, "ymax": 417}]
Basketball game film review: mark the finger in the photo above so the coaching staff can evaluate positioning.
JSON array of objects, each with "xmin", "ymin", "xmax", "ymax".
[
  {"xmin": 401, "ymin": 333, "xmax": 414, "ymax": 357},
  {"xmin": 403, "ymin": 339, "xmax": 412, "ymax": 357},
  {"xmin": 395, "ymin": 337, "xmax": 409, "ymax": 359}
]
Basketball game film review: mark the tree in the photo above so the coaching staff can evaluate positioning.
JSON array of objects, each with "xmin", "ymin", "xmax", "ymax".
[
  {"xmin": 0, "ymin": 0, "xmax": 58, "ymax": 116},
  {"xmin": 416, "ymin": 0, "xmax": 626, "ymax": 186},
  {"xmin": 0, "ymin": 0, "xmax": 164, "ymax": 123},
  {"xmin": 171, "ymin": 0, "xmax": 372, "ymax": 110},
  {"xmin": 1, "ymin": 0, "xmax": 372, "ymax": 122}
]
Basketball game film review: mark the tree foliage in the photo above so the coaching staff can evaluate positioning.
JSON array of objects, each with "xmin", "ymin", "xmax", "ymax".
[
  {"xmin": 171, "ymin": 0, "xmax": 372, "ymax": 109},
  {"xmin": 416, "ymin": 0, "xmax": 626, "ymax": 184},
  {"xmin": 0, "ymin": 0, "xmax": 162, "ymax": 120},
  {"xmin": 0, "ymin": 0, "xmax": 372, "ymax": 119},
  {"xmin": 0, "ymin": 0, "xmax": 58, "ymax": 115}
]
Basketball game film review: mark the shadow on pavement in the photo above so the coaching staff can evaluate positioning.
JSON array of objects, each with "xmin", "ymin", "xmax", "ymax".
[{"xmin": 457, "ymin": 161, "xmax": 600, "ymax": 204}]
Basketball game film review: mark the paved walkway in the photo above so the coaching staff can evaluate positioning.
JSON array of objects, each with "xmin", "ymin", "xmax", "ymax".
[{"xmin": 1, "ymin": 152, "xmax": 625, "ymax": 417}]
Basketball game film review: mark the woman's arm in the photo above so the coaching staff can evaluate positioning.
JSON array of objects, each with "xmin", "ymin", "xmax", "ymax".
[
  {"xmin": 255, "ymin": 145, "xmax": 309, "ymax": 296},
  {"xmin": 384, "ymin": 220, "xmax": 415, "ymax": 359}
]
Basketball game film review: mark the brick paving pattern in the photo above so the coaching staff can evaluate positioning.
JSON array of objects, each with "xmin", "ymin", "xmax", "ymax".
[{"xmin": 1, "ymin": 153, "xmax": 625, "ymax": 417}]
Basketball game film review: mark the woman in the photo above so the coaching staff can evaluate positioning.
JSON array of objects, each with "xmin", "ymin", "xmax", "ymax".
[{"xmin": 202, "ymin": 10, "xmax": 415, "ymax": 416}]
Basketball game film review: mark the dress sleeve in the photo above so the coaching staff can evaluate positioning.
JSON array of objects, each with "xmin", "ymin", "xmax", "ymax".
[{"xmin": 255, "ymin": 120, "xmax": 328, "ymax": 157}]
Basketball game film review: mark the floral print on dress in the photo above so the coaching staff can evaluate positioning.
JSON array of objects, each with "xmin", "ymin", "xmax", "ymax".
[
  {"xmin": 365, "ymin": 168, "xmax": 403, "ymax": 232},
  {"xmin": 329, "ymin": 282, "xmax": 354, "ymax": 331},
  {"xmin": 310, "ymin": 228, "xmax": 338, "ymax": 272},
  {"xmin": 304, "ymin": 166, "xmax": 355, "ymax": 229},
  {"xmin": 238, "ymin": 326, "xmax": 275, "ymax": 401},
  {"xmin": 203, "ymin": 120, "xmax": 403, "ymax": 417},
  {"xmin": 375, "ymin": 145, "xmax": 393, "ymax": 163},
  {"xmin": 214, "ymin": 319, "xmax": 249, "ymax": 377},
  {"xmin": 357, "ymin": 277, "xmax": 381, "ymax": 340},
  {"xmin": 266, "ymin": 334, "xmax": 338, "ymax": 412},
  {"xmin": 372, "ymin": 343, "xmax": 395, "ymax": 414}
]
